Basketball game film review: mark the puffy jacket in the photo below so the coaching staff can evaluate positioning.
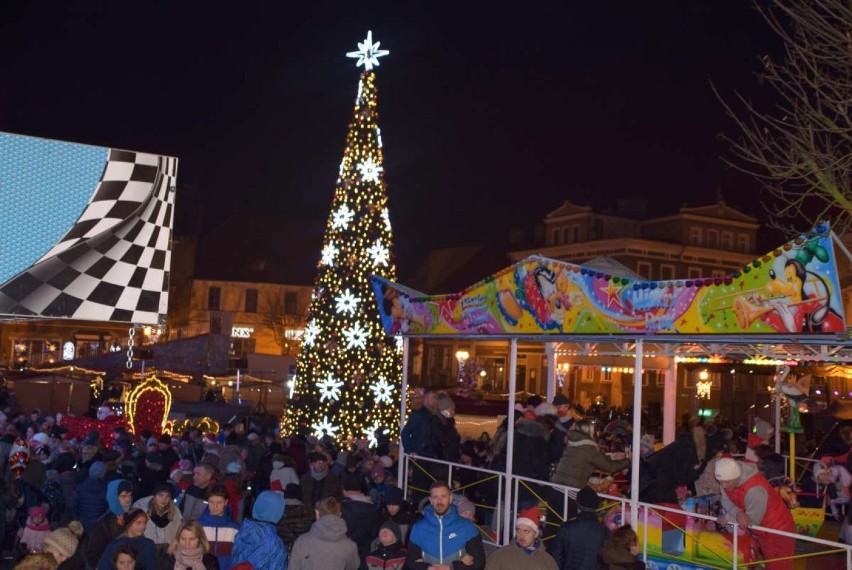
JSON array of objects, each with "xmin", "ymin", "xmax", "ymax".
[
  {"xmin": 181, "ymin": 484, "xmax": 210, "ymax": 521},
  {"xmin": 198, "ymin": 505, "xmax": 241, "ymax": 570},
  {"xmin": 277, "ymin": 498, "xmax": 314, "ymax": 552},
  {"xmin": 551, "ymin": 431, "xmax": 629, "ymax": 490},
  {"xmin": 290, "ymin": 514, "xmax": 360, "ymax": 570},
  {"xmin": 401, "ymin": 408, "xmax": 441, "ymax": 458},
  {"xmin": 71, "ymin": 476, "xmax": 108, "ymax": 532},
  {"xmin": 406, "ymin": 504, "xmax": 485, "ymax": 569},
  {"xmin": 82, "ymin": 479, "xmax": 130, "ymax": 568},
  {"xmin": 230, "ymin": 518, "xmax": 288, "ymax": 569}
]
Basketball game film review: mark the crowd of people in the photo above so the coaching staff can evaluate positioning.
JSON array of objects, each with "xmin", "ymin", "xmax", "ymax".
[{"xmin": 0, "ymin": 386, "xmax": 845, "ymax": 570}]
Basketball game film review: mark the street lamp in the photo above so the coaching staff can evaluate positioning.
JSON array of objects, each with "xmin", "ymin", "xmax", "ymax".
[{"xmin": 696, "ymin": 369, "xmax": 712, "ymax": 417}]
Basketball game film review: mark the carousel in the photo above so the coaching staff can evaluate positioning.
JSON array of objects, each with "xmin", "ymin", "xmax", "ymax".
[{"xmin": 372, "ymin": 222, "xmax": 852, "ymax": 569}]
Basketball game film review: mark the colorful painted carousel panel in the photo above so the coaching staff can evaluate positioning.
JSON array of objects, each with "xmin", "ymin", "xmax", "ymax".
[{"xmin": 372, "ymin": 224, "xmax": 846, "ymax": 336}]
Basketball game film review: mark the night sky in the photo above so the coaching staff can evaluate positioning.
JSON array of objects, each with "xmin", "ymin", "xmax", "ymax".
[{"xmin": 0, "ymin": 1, "xmax": 781, "ymax": 272}]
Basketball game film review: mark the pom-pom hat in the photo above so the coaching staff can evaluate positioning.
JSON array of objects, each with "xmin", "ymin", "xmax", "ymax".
[{"xmin": 516, "ymin": 505, "xmax": 542, "ymax": 535}]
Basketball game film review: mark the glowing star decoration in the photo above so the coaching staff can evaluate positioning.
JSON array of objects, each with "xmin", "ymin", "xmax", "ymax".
[
  {"xmin": 696, "ymin": 380, "xmax": 713, "ymax": 400},
  {"xmin": 302, "ymin": 321, "xmax": 320, "ymax": 347},
  {"xmin": 381, "ymin": 208, "xmax": 392, "ymax": 232},
  {"xmin": 332, "ymin": 204, "xmax": 355, "ymax": 230},
  {"xmin": 367, "ymin": 239, "xmax": 390, "ymax": 266},
  {"xmin": 320, "ymin": 243, "xmax": 339, "ymax": 266},
  {"xmin": 311, "ymin": 416, "xmax": 340, "ymax": 439},
  {"xmin": 335, "ymin": 288, "xmax": 361, "ymax": 315},
  {"xmin": 357, "ymin": 158, "xmax": 383, "ymax": 183},
  {"xmin": 343, "ymin": 321, "xmax": 369, "ymax": 350},
  {"xmin": 316, "ymin": 373, "xmax": 344, "ymax": 402},
  {"xmin": 363, "ymin": 420, "xmax": 385, "ymax": 448},
  {"xmin": 369, "ymin": 376, "xmax": 395, "ymax": 404},
  {"xmin": 346, "ymin": 30, "xmax": 389, "ymax": 71}
]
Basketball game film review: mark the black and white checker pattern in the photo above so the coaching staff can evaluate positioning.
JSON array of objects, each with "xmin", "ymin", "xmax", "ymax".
[{"xmin": 0, "ymin": 149, "xmax": 177, "ymax": 324}]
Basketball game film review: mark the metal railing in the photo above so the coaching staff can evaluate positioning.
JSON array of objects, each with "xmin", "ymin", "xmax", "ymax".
[{"xmin": 401, "ymin": 453, "xmax": 852, "ymax": 568}]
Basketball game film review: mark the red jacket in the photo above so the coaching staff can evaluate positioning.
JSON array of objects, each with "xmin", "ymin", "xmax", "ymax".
[{"xmin": 726, "ymin": 468, "xmax": 795, "ymax": 537}]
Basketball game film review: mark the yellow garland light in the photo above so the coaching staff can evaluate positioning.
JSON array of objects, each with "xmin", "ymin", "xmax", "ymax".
[
  {"xmin": 33, "ymin": 365, "xmax": 106, "ymax": 376},
  {"xmin": 126, "ymin": 374, "xmax": 172, "ymax": 432},
  {"xmin": 165, "ymin": 416, "xmax": 220, "ymax": 436}
]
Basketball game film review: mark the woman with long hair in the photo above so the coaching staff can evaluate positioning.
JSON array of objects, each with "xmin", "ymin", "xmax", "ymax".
[
  {"xmin": 132, "ymin": 483, "xmax": 182, "ymax": 553},
  {"xmin": 159, "ymin": 521, "xmax": 220, "ymax": 570}
]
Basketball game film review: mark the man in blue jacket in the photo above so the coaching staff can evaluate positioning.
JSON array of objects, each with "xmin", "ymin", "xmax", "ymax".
[{"xmin": 406, "ymin": 480, "xmax": 485, "ymax": 570}]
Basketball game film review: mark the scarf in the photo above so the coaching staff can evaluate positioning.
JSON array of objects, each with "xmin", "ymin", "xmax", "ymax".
[
  {"xmin": 173, "ymin": 546, "xmax": 206, "ymax": 570},
  {"xmin": 517, "ymin": 538, "xmax": 542, "ymax": 555},
  {"xmin": 150, "ymin": 510, "xmax": 171, "ymax": 528}
]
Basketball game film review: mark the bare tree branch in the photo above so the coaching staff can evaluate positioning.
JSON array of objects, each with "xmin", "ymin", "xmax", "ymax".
[
  {"xmin": 716, "ymin": 0, "xmax": 852, "ymax": 237},
  {"xmin": 259, "ymin": 291, "xmax": 306, "ymax": 356}
]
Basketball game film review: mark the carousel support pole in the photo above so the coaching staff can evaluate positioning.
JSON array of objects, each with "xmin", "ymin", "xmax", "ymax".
[
  {"xmin": 663, "ymin": 356, "xmax": 677, "ymax": 445},
  {"xmin": 398, "ymin": 337, "xmax": 410, "ymax": 488},
  {"xmin": 630, "ymin": 339, "xmax": 644, "ymax": 529},
  {"xmin": 502, "ymin": 338, "xmax": 519, "ymax": 545},
  {"xmin": 775, "ymin": 368, "xmax": 782, "ymax": 454},
  {"xmin": 789, "ymin": 432, "xmax": 796, "ymax": 483},
  {"xmin": 545, "ymin": 342, "xmax": 557, "ymax": 402}
]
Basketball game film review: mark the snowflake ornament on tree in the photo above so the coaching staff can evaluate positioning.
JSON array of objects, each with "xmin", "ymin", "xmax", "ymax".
[
  {"xmin": 342, "ymin": 321, "xmax": 369, "ymax": 350},
  {"xmin": 357, "ymin": 158, "xmax": 383, "ymax": 183},
  {"xmin": 311, "ymin": 416, "xmax": 340, "ymax": 439},
  {"xmin": 335, "ymin": 289, "xmax": 361, "ymax": 315},
  {"xmin": 316, "ymin": 374, "xmax": 344, "ymax": 402},
  {"xmin": 320, "ymin": 243, "xmax": 339, "ymax": 266},
  {"xmin": 367, "ymin": 239, "xmax": 390, "ymax": 267},
  {"xmin": 332, "ymin": 204, "xmax": 355, "ymax": 230},
  {"xmin": 369, "ymin": 376, "xmax": 395, "ymax": 404},
  {"xmin": 302, "ymin": 321, "xmax": 320, "ymax": 347}
]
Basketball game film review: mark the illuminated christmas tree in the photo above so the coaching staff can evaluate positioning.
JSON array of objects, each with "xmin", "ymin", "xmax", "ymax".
[{"xmin": 282, "ymin": 32, "xmax": 402, "ymax": 444}]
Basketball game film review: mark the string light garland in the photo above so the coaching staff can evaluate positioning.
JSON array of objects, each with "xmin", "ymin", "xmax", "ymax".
[
  {"xmin": 126, "ymin": 375, "xmax": 172, "ymax": 437},
  {"xmin": 283, "ymin": 32, "xmax": 402, "ymax": 442},
  {"xmin": 165, "ymin": 416, "xmax": 220, "ymax": 436}
]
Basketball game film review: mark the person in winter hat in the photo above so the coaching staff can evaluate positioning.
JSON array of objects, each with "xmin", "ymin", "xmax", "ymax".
[
  {"xmin": 230, "ymin": 490, "xmax": 287, "ymax": 569},
  {"xmin": 96, "ymin": 508, "xmax": 158, "ymax": 570},
  {"xmin": 379, "ymin": 485, "xmax": 419, "ymax": 546},
  {"xmin": 19, "ymin": 506, "xmax": 50, "ymax": 553},
  {"xmin": 82, "ymin": 479, "xmax": 134, "ymax": 568},
  {"xmin": 133, "ymin": 482, "xmax": 183, "ymax": 553},
  {"xmin": 551, "ymin": 487, "xmax": 609, "ymax": 570},
  {"xmin": 366, "ymin": 520, "xmax": 407, "ymax": 570},
  {"xmin": 41, "ymin": 520, "xmax": 84, "ymax": 567},
  {"xmin": 70, "ymin": 461, "xmax": 108, "ymax": 532},
  {"xmin": 276, "ymin": 483, "xmax": 313, "ymax": 553},
  {"xmin": 488, "ymin": 504, "xmax": 557, "ymax": 569},
  {"xmin": 290, "ymin": 496, "xmax": 360, "ymax": 570},
  {"xmin": 341, "ymin": 471, "xmax": 379, "ymax": 565},
  {"xmin": 715, "ymin": 457, "xmax": 795, "ymax": 570},
  {"xmin": 197, "ymin": 485, "xmax": 240, "ymax": 570},
  {"xmin": 270, "ymin": 453, "xmax": 299, "ymax": 491}
]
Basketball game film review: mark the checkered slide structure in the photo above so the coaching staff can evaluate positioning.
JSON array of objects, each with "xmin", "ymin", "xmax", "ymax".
[{"xmin": 0, "ymin": 147, "xmax": 178, "ymax": 325}]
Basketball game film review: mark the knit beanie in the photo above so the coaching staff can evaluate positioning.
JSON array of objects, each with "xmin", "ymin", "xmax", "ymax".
[
  {"xmin": 384, "ymin": 485, "xmax": 404, "ymax": 506},
  {"xmin": 88, "ymin": 461, "xmax": 106, "ymax": 480},
  {"xmin": 379, "ymin": 520, "xmax": 402, "ymax": 543},
  {"xmin": 42, "ymin": 524, "xmax": 81, "ymax": 559},
  {"xmin": 715, "ymin": 458, "xmax": 742, "ymax": 481},
  {"xmin": 456, "ymin": 498, "xmax": 475, "ymax": 518},
  {"xmin": 576, "ymin": 487, "xmax": 601, "ymax": 512},
  {"xmin": 118, "ymin": 508, "xmax": 147, "ymax": 529}
]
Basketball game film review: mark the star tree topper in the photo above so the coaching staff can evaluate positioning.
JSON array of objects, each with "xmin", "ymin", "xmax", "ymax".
[{"xmin": 346, "ymin": 30, "xmax": 389, "ymax": 71}]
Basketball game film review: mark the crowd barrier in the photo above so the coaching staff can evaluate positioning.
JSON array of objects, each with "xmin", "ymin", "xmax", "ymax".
[{"xmin": 401, "ymin": 454, "xmax": 852, "ymax": 569}]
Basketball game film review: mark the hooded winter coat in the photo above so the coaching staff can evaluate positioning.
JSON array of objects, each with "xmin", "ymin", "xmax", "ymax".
[
  {"xmin": 276, "ymin": 497, "xmax": 314, "ymax": 552},
  {"xmin": 198, "ymin": 505, "xmax": 241, "ymax": 570},
  {"xmin": 551, "ymin": 510, "xmax": 609, "ymax": 570},
  {"xmin": 406, "ymin": 504, "xmax": 486, "ymax": 570},
  {"xmin": 82, "ymin": 479, "xmax": 131, "ymax": 568},
  {"xmin": 289, "ymin": 514, "xmax": 360, "ymax": 570},
  {"xmin": 71, "ymin": 468, "xmax": 108, "ymax": 531},
  {"xmin": 551, "ymin": 431, "xmax": 629, "ymax": 490},
  {"xmin": 230, "ymin": 491, "xmax": 288, "ymax": 569}
]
